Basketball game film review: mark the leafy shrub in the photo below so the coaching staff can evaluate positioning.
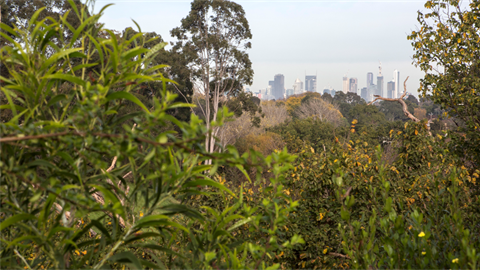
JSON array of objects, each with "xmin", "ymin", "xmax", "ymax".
[
  {"xmin": 275, "ymin": 121, "xmax": 479, "ymax": 269},
  {"xmin": 0, "ymin": 2, "xmax": 302, "ymax": 269}
]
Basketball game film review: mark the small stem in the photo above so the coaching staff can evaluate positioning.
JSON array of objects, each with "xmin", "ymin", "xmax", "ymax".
[{"xmin": 14, "ymin": 249, "xmax": 32, "ymax": 270}]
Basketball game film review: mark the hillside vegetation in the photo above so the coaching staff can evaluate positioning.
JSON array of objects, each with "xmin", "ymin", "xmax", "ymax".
[{"xmin": 1, "ymin": 0, "xmax": 479, "ymax": 269}]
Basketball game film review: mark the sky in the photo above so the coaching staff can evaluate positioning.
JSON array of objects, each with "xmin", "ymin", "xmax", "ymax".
[{"xmin": 93, "ymin": 0, "xmax": 429, "ymax": 97}]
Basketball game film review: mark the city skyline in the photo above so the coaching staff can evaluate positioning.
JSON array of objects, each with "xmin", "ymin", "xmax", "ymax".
[
  {"xmin": 257, "ymin": 66, "xmax": 401, "ymax": 102},
  {"xmin": 94, "ymin": 1, "xmax": 428, "ymax": 98}
]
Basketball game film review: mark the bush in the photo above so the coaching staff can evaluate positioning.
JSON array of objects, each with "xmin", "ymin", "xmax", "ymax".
[
  {"xmin": 275, "ymin": 121, "xmax": 479, "ymax": 269},
  {"xmin": 0, "ymin": 2, "xmax": 302, "ymax": 269}
]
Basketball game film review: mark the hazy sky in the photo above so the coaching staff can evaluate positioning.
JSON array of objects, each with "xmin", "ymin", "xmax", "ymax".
[{"xmin": 94, "ymin": 0, "xmax": 429, "ymax": 97}]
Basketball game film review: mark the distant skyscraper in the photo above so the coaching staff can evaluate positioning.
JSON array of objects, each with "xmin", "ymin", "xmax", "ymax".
[
  {"xmin": 273, "ymin": 74, "xmax": 285, "ymax": 100},
  {"xmin": 367, "ymin": 72, "xmax": 374, "ymax": 87},
  {"xmin": 377, "ymin": 63, "xmax": 384, "ymax": 96},
  {"xmin": 286, "ymin": 89, "xmax": 294, "ymax": 97},
  {"xmin": 293, "ymin": 78, "xmax": 303, "ymax": 94},
  {"xmin": 368, "ymin": 84, "xmax": 376, "ymax": 102},
  {"xmin": 387, "ymin": 81, "xmax": 395, "ymax": 99},
  {"xmin": 349, "ymin": 78, "xmax": 358, "ymax": 93},
  {"xmin": 342, "ymin": 76, "xmax": 349, "ymax": 93},
  {"xmin": 305, "ymin": 75, "xmax": 317, "ymax": 92},
  {"xmin": 330, "ymin": 87, "xmax": 336, "ymax": 96},
  {"xmin": 323, "ymin": 88, "xmax": 330, "ymax": 96},
  {"xmin": 361, "ymin": 87, "xmax": 367, "ymax": 101},
  {"xmin": 393, "ymin": 70, "xmax": 400, "ymax": 98}
]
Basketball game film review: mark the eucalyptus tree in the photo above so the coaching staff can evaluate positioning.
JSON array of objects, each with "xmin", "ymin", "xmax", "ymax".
[
  {"xmin": 170, "ymin": 0, "xmax": 254, "ymax": 156},
  {"xmin": 0, "ymin": 0, "xmax": 86, "ymax": 47},
  {"xmin": 408, "ymin": 0, "xmax": 480, "ymax": 165}
]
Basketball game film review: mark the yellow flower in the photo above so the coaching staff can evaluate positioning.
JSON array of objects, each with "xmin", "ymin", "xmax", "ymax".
[
  {"xmin": 418, "ymin": 231, "xmax": 425, "ymax": 237},
  {"xmin": 323, "ymin": 248, "xmax": 328, "ymax": 254},
  {"xmin": 140, "ymin": 212, "xmax": 144, "ymax": 217},
  {"xmin": 452, "ymin": 258, "xmax": 459, "ymax": 263},
  {"xmin": 422, "ymin": 251, "xmax": 426, "ymax": 255}
]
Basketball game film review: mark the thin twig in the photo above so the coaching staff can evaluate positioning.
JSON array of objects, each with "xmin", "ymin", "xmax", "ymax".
[{"xmin": 329, "ymin": 252, "xmax": 350, "ymax": 259}]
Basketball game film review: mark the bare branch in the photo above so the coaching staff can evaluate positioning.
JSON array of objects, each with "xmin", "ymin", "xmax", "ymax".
[
  {"xmin": 367, "ymin": 76, "xmax": 419, "ymax": 122},
  {"xmin": 329, "ymin": 252, "xmax": 350, "ymax": 259}
]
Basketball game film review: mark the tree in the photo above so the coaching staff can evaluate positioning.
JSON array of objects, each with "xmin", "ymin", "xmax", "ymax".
[
  {"xmin": 295, "ymin": 98, "xmax": 343, "ymax": 126},
  {"xmin": 170, "ymin": 0, "xmax": 253, "ymax": 156},
  {"xmin": 0, "ymin": 2, "xmax": 303, "ymax": 268},
  {"xmin": 408, "ymin": 0, "xmax": 480, "ymax": 165},
  {"xmin": 406, "ymin": 94, "xmax": 419, "ymax": 106},
  {"xmin": 122, "ymin": 27, "xmax": 195, "ymax": 122},
  {"xmin": 0, "ymin": 0, "xmax": 85, "ymax": 40},
  {"xmin": 321, "ymin": 92, "xmax": 334, "ymax": 103},
  {"xmin": 332, "ymin": 92, "xmax": 366, "ymax": 119}
]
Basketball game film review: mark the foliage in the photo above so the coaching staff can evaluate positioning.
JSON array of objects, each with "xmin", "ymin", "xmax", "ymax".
[
  {"xmin": 274, "ymin": 121, "xmax": 479, "ymax": 269},
  {"xmin": 170, "ymin": 0, "xmax": 254, "ymax": 154},
  {"xmin": 235, "ymin": 132, "xmax": 285, "ymax": 157},
  {"xmin": 414, "ymin": 107, "xmax": 427, "ymax": 120},
  {"xmin": 332, "ymin": 92, "xmax": 366, "ymax": 119},
  {"xmin": 346, "ymin": 104, "xmax": 386, "ymax": 128},
  {"xmin": 408, "ymin": 0, "xmax": 480, "ymax": 166},
  {"xmin": 0, "ymin": 3, "xmax": 303, "ymax": 269},
  {"xmin": 377, "ymin": 99, "xmax": 417, "ymax": 122},
  {"xmin": 294, "ymin": 97, "xmax": 343, "ymax": 126}
]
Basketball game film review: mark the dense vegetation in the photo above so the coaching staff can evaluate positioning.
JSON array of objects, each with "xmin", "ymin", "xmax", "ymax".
[{"xmin": 1, "ymin": 0, "xmax": 479, "ymax": 269}]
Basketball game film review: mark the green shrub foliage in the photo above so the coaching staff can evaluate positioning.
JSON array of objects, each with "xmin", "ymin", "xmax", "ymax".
[
  {"xmin": 272, "ymin": 121, "xmax": 479, "ymax": 269},
  {"xmin": 0, "ymin": 2, "xmax": 303, "ymax": 269}
]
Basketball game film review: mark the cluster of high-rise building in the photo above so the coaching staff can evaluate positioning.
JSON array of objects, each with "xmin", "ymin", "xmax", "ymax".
[
  {"xmin": 255, "ymin": 73, "xmax": 317, "ymax": 100},
  {"xmin": 253, "ymin": 65, "xmax": 400, "ymax": 102},
  {"xmin": 359, "ymin": 64, "xmax": 400, "ymax": 102}
]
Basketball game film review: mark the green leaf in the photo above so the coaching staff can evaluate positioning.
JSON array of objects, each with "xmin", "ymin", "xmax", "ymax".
[
  {"xmin": 143, "ymin": 42, "xmax": 167, "ymax": 59},
  {"xmin": 122, "ymin": 47, "xmax": 149, "ymax": 61},
  {"xmin": 184, "ymin": 179, "xmax": 235, "ymax": 197},
  {"xmin": 130, "ymin": 244, "xmax": 186, "ymax": 259},
  {"xmin": 134, "ymin": 215, "xmax": 188, "ymax": 232},
  {"xmin": 28, "ymin": 7, "xmax": 46, "ymax": 29},
  {"xmin": 107, "ymin": 251, "xmax": 142, "ymax": 270},
  {"xmin": 47, "ymin": 94, "xmax": 67, "ymax": 107},
  {"xmin": 105, "ymin": 91, "xmax": 148, "ymax": 112},
  {"xmin": 0, "ymin": 104, "xmax": 26, "ymax": 113},
  {"xmin": 69, "ymin": 15, "xmax": 96, "ymax": 48},
  {"xmin": 43, "ymin": 73, "xmax": 86, "ymax": 88},
  {"xmin": 40, "ymin": 26, "xmax": 59, "ymax": 51},
  {"xmin": 227, "ymin": 217, "xmax": 252, "ymax": 232},
  {"xmin": 124, "ymin": 232, "xmax": 162, "ymax": 245},
  {"xmin": 42, "ymin": 48, "xmax": 83, "ymax": 70},
  {"xmin": 0, "ymin": 214, "xmax": 36, "ymax": 231},
  {"xmin": 28, "ymin": 159, "xmax": 57, "ymax": 170}
]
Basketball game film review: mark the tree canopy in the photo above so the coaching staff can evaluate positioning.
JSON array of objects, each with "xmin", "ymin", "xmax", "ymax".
[{"xmin": 408, "ymin": 0, "xmax": 480, "ymax": 165}]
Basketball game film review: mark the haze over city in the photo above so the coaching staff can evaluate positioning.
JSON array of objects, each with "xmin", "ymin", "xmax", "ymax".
[{"xmin": 94, "ymin": 0, "xmax": 428, "ymax": 98}]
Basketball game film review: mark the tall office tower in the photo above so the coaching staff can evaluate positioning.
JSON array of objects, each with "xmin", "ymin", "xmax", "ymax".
[
  {"xmin": 286, "ymin": 89, "xmax": 294, "ymax": 97},
  {"xmin": 323, "ymin": 88, "xmax": 330, "ymax": 96},
  {"xmin": 393, "ymin": 70, "xmax": 400, "ymax": 98},
  {"xmin": 273, "ymin": 74, "xmax": 285, "ymax": 100},
  {"xmin": 361, "ymin": 87, "xmax": 367, "ymax": 101},
  {"xmin": 377, "ymin": 63, "xmax": 384, "ymax": 96},
  {"xmin": 368, "ymin": 84, "xmax": 376, "ymax": 102},
  {"xmin": 367, "ymin": 72, "xmax": 374, "ymax": 87},
  {"xmin": 330, "ymin": 88, "xmax": 336, "ymax": 96},
  {"xmin": 266, "ymin": 85, "xmax": 272, "ymax": 97},
  {"xmin": 293, "ymin": 78, "xmax": 303, "ymax": 94},
  {"xmin": 387, "ymin": 81, "xmax": 395, "ymax": 99},
  {"xmin": 349, "ymin": 78, "xmax": 358, "ymax": 93},
  {"xmin": 342, "ymin": 76, "xmax": 349, "ymax": 93},
  {"xmin": 305, "ymin": 75, "xmax": 317, "ymax": 92}
]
